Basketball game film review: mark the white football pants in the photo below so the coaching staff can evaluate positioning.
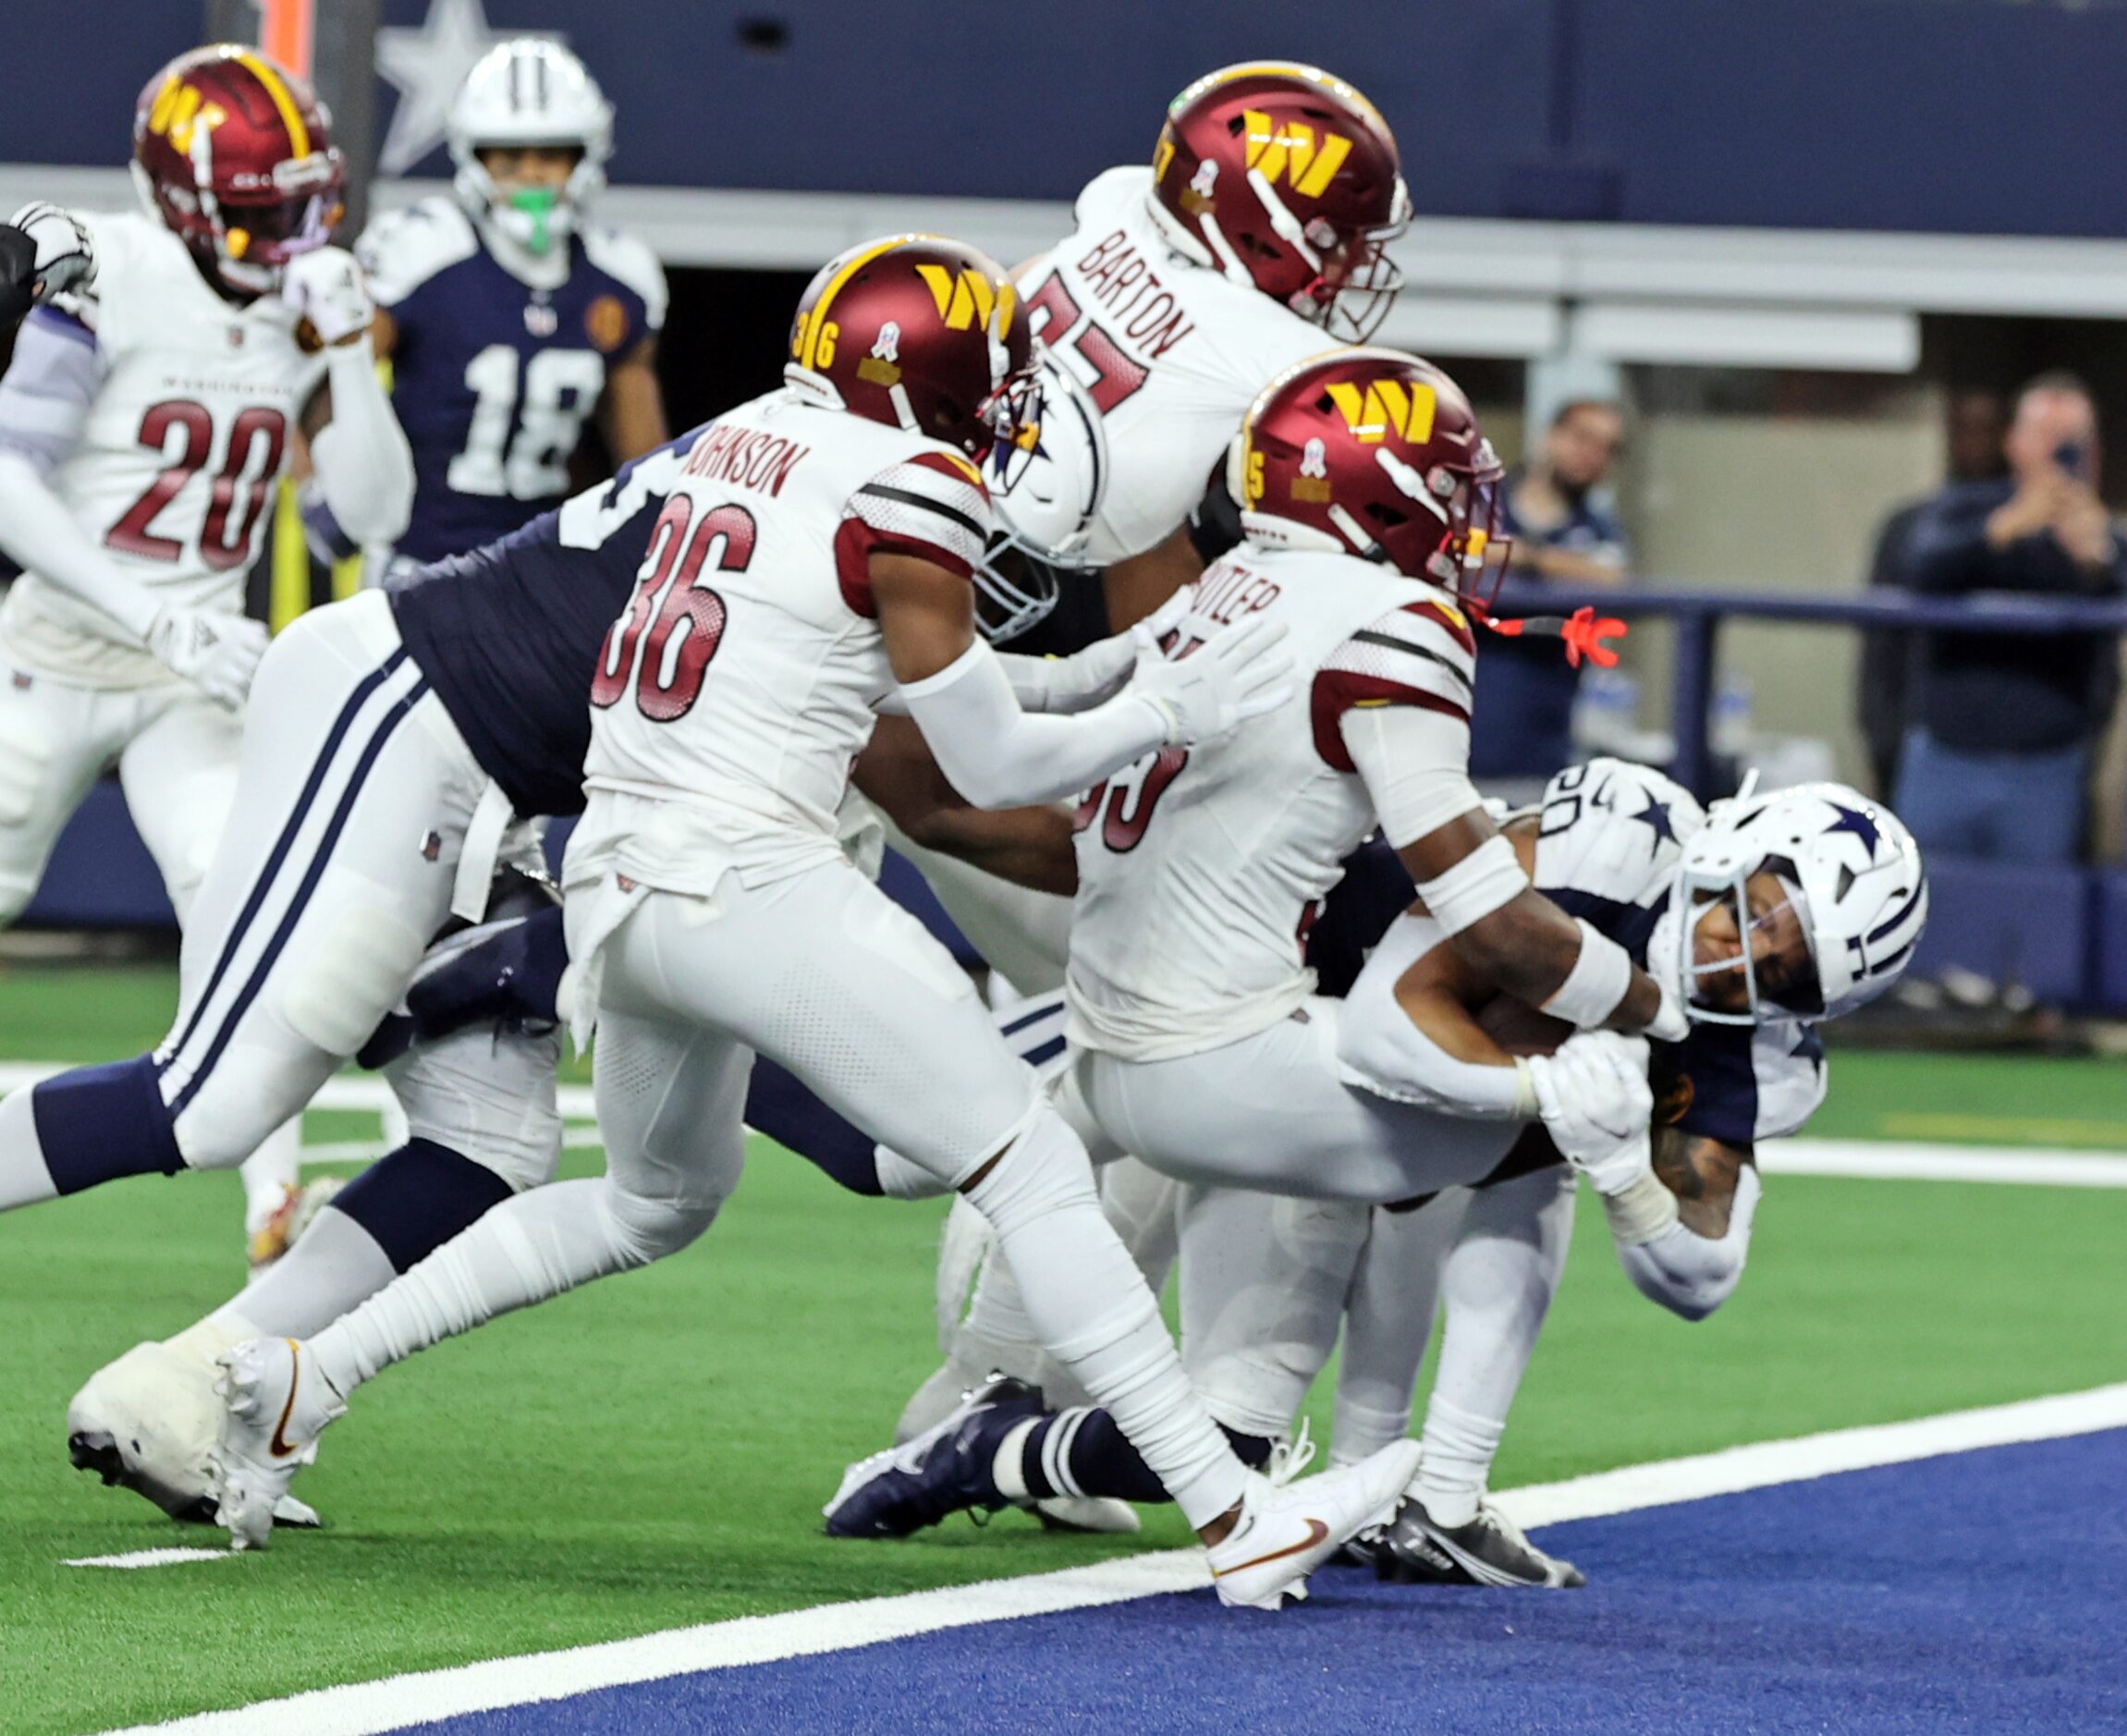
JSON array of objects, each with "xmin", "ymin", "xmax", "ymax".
[
  {"xmin": 308, "ymin": 855, "xmax": 1251, "ymax": 1527},
  {"xmin": 153, "ymin": 589, "xmax": 490, "ymax": 1172},
  {"xmin": 1059, "ymin": 998, "xmax": 1519, "ymax": 1204}
]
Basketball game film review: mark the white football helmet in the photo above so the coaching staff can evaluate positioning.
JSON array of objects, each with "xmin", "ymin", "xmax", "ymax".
[
  {"xmin": 447, "ymin": 40, "xmax": 613, "ymax": 256},
  {"xmin": 972, "ymin": 359, "xmax": 1106, "ymax": 642},
  {"xmin": 1651, "ymin": 780, "xmax": 1927, "ymax": 1026}
]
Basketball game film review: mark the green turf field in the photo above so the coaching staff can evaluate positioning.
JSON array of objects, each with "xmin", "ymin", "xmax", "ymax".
[{"xmin": 1, "ymin": 962, "xmax": 2123, "ymax": 1734}]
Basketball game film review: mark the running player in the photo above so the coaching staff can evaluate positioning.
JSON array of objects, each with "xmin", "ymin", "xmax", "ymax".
[
  {"xmin": 200, "ymin": 236, "xmax": 1425, "ymax": 1610},
  {"xmin": 0, "ymin": 46, "xmax": 414, "ymax": 1261}
]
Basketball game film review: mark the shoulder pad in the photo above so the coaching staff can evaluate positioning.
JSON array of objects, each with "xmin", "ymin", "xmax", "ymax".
[
  {"xmin": 1534, "ymin": 758, "xmax": 1704, "ymax": 909},
  {"xmin": 356, "ymin": 198, "xmax": 478, "ymax": 308},
  {"xmin": 580, "ymin": 225, "xmax": 668, "ymax": 331}
]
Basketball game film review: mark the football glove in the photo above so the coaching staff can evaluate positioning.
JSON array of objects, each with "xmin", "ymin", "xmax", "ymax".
[
  {"xmin": 147, "ymin": 606, "xmax": 270, "ymax": 710},
  {"xmin": 280, "ymin": 247, "xmax": 373, "ymax": 348},
  {"xmin": 1524, "ymin": 1031, "xmax": 1654, "ymax": 1196},
  {"xmin": 0, "ymin": 202, "xmax": 95, "ymax": 329},
  {"xmin": 1134, "ymin": 615, "xmax": 1293, "ymax": 747}
]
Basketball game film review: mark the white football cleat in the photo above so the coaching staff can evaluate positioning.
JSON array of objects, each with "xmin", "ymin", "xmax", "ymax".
[
  {"xmin": 68, "ymin": 1339, "xmax": 321, "ymax": 1528},
  {"xmin": 209, "ymin": 1338, "xmax": 345, "ymax": 1551},
  {"xmin": 1206, "ymin": 1438, "xmax": 1421, "ymax": 1612}
]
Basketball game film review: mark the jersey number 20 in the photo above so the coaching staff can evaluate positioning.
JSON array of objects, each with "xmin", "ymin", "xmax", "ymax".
[{"xmin": 591, "ymin": 494, "xmax": 752, "ymax": 723}]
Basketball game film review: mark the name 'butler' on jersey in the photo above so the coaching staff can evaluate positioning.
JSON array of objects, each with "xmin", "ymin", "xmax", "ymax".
[{"xmin": 1070, "ymin": 348, "xmax": 1509, "ymax": 1059}]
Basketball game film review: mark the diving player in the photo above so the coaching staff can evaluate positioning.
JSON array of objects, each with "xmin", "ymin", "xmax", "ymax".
[
  {"xmin": 0, "ymin": 46, "xmax": 414, "ymax": 1263},
  {"xmin": 825, "ymin": 768, "xmax": 1926, "ymax": 1547},
  {"xmin": 200, "ymin": 236, "xmax": 1427, "ymax": 1610},
  {"xmin": 337, "ymin": 40, "xmax": 667, "ymax": 574}
]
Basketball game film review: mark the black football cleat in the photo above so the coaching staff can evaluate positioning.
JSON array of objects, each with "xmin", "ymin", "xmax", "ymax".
[
  {"xmin": 1374, "ymin": 1495, "xmax": 1586, "ymax": 1589},
  {"xmin": 822, "ymin": 1375, "xmax": 1047, "ymax": 1538}
]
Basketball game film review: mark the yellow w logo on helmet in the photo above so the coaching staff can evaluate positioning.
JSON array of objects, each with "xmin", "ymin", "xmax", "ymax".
[
  {"xmin": 1240, "ymin": 109, "xmax": 1352, "ymax": 199},
  {"xmin": 147, "ymin": 78, "xmax": 227, "ymax": 155},
  {"xmin": 915, "ymin": 265, "xmax": 1017, "ymax": 335},
  {"xmin": 1322, "ymin": 378, "xmax": 1438, "ymax": 446}
]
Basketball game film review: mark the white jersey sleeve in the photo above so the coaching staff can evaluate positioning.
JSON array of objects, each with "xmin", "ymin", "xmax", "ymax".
[
  {"xmin": 839, "ymin": 449, "xmax": 992, "ymax": 591},
  {"xmin": 1532, "ymin": 758, "xmax": 1705, "ymax": 912},
  {"xmin": 0, "ymin": 305, "xmax": 106, "ymax": 471},
  {"xmin": 355, "ymin": 197, "xmax": 479, "ymax": 310}
]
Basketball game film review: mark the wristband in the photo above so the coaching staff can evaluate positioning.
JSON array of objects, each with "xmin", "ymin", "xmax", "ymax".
[
  {"xmin": 1413, "ymin": 834, "xmax": 1528, "ymax": 936},
  {"xmin": 1542, "ymin": 918, "xmax": 1633, "ymax": 1029},
  {"xmin": 1598, "ymin": 1167, "xmax": 1681, "ymax": 1243}
]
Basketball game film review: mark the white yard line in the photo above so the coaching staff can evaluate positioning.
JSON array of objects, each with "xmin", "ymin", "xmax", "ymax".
[
  {"xmin": 0, "ymin": 1059, "xmax": 2123, "ymax": 1184},
  {"xmin": 64, "ymin": 1547, "xmax": 230, "ymax": 1571},
  {"xmin": 92, "ymin": 1381, "xmax": 2127, "ymax": 1736}
]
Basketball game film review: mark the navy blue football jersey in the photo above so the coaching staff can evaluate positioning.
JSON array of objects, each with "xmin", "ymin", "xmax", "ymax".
[
  {"xmin": 387, "ymin": 430, "xmax": 696, "ymax": 818},
  {"xmin": 358, "ymin": 196, "xmax": 666, "ymax": 566}
]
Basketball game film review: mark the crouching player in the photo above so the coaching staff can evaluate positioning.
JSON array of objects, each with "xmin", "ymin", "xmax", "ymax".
[{"xmin": 827, "ymin": 762, "xmax": 1925, "ymax": 1553}]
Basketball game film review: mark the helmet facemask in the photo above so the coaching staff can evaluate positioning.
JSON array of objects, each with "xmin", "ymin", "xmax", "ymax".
[
  {"xmin": 1297, "ymin": 177, "xmax": 1412, "ymax": 343},
  {"xmin": 1663, "ymin": 857, "xmax": 1827, "ymax": 1027}
]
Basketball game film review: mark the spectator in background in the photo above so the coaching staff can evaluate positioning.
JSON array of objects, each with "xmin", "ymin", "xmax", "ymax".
[
  {"xmin": 1856, "ymin": 391, "xmax": 2009, "ymax": 797},
  {"xmin": 1895, "ymin": 372, "xmax": 2125, "ymax": 863},
  {"xmin": 1470, "ymin": 397, "xmax": 1630, "ymax": 788}
]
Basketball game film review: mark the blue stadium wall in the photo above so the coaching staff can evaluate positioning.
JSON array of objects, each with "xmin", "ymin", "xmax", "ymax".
[{"xmin": 8, "ymin": 0, "xmax": 2127, "ymax": 237}]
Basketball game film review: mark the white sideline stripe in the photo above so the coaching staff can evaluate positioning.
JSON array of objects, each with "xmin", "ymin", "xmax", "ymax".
[
  {"xmin": 0, "ymin": 1057, "xmax": 2122, "ymax": 1186},
  {"xmin": 65, "ymin": 1547, "xmax": 229, "ymax": 1571},
  {"xmin": 92, "ymin": 1382, "xmax": 2127, "ymax": 1736},
  {"xmin": 1759, "ymin": 1137, "xmax": 2127, "ymax": 1189}
]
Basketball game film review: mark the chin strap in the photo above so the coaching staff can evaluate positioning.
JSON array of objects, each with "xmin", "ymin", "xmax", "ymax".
[{"xmin": 1474, "ymin": 602, "xmax": 1628, "ymax": 669}]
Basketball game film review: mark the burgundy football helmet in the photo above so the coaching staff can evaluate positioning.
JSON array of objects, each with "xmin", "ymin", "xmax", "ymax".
[
  {"xmin": 786, "ymin": 234, "xmax": 1041, "ymax": 472},
  {"xmin": 1150, "ymin": 62, "xmax": 1410, "ymax": 342},
  {"xmin": 1228, "ymin": 348, "xmax": 1508, "ymax": 599},
  {"xmin": 132, "ymin": 44, "xmax": 343, "ymax": 299}
]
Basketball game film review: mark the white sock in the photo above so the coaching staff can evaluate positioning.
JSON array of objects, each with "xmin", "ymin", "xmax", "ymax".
[
  {"xmin": 961, "ymin": 1108, "xmax": 1245, "ymax": 1529},
  {"xmin": 309, "ymin": 1175, "xmax": 709, "ymax": 1397},
  {"xmin": 1329, "ymin": 1195, "xmax": 1466, "ymax": 1467},
  {"xmin": 1413, "ymin": 1167, "xmax": 1576, "ymax": 1525},
  {"xmin": 239, "ymin": 1118, "xmax": 304, "ymax": 1229},
  {"xmin": 0, "ymin": 1088, "xmax": 57, "ymax": 1210},
  {"xmin": 214, "ymin": 1206, "xmax": 399, "ymax": 1339}
]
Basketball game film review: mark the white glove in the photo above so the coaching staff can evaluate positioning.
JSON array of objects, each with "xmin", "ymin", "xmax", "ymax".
[
  {"xmin": 1645, "ymin": 980, "xmax": 1692, "ymax": 1044},
  {"xmin": 1132, "ymin": 615, "xmax": 1293, "ymax": 747},
  {"xmin": 280, "ymin": 247, "xmax": 373, "ymax": 348},
  {"xmin": 1017, "ymin": 588, "xmax": 1198, "ymax": 715},
  {"xmin": 1525, "ymin": 1031, "xmax": 1654, "ymax": 1196},
  {"xmin": 6, "ymin": 202, "xmax": 95, "ymax": 300},
  {"xmin": 147, "ymin": 606, "xmax": 269, "ymax": 710},
  {"xmin": 1129, "ymin": 586, "xmax": 1192, "ymax": 654}
]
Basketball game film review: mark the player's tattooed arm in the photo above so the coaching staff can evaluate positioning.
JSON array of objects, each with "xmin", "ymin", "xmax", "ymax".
[
  {"xmin": 597, "ymin": 335, "xmax": 668, "ymax": 464},
  {"xmin": 1650, "ymin": 1126, "xmax": 1751, "ymax": 1239}
]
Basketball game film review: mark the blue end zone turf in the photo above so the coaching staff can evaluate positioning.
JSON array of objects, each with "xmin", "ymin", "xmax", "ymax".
[{"xmin": 407, "ymin": 1428, "xmax": 2127, "ymax": 1735}]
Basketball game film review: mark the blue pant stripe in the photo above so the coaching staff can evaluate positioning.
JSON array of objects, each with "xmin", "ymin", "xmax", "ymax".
[
  {"xmin": 168, "ymin": 674, "xmax": 431, "ymax": 1120},
  {"xmin": 161, "ymin": 647, "xmax": 410, "ymax": 1075}
]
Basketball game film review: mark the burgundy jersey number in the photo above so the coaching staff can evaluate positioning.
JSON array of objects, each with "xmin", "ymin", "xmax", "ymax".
[
  {"xmin": 592, "ymin": 495, "xmax": 753, "ymax": 723},
  {"xmin": 106, "ymin": 400, "xmax": 287, "ymax": 568},
  {"xmin": 1023, "ymin": 274, "xmax": 1150, "ymax": 413},
  {"xmin": 1074, "ymin": 746, "xmax": 1189, "ymax": 853}
]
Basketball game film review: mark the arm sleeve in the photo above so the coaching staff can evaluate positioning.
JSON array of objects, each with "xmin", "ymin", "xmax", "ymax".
[
  {"xmin": 0, "ymin": 306, "xmax": 104, "ymax": 473},
  {"xmin": 898, "ymin": 638, "xmax": 1168, "ymax": 810},
  {"xmin": 1317, "ymin": 598, "xmax": 1485, "ymax": 847},
  {"xmin": 308, "ymin": 338, "xmax": 415, "ymax": 546},
  {"xmin": 0, "ymin": 447, "xmax": 159, "ymax": 640}
]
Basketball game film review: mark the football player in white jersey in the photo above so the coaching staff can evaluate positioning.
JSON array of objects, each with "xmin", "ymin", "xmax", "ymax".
[
  {"xmin": 1017, "ymin": 60, "xmax": 1408, "ymax": 629},
  {"xmin": 346, "ymin": 40, "xmax": 668, "ymax": 575},
  {"xmin": 0, "ymin": 46, "xmax": 414, "ymax": 1261},
  {"xmin": 202, "ymin": 236, "xmax": 1426, "ymax": 1610},
  {"xmin": 837, "ymin": 767, "xmax": 1925, "ymax": 1566}
]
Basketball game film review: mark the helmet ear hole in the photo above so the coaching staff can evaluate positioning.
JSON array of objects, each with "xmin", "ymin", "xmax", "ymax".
[{"xmin": 1835, "ymin": 863, "xmax": 1857, "ymax": 902}]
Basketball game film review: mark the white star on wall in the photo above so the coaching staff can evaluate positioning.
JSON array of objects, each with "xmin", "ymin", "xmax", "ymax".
[{"xmin": 373, "ymin": 0, "xmax": 561, "ymax": 175}]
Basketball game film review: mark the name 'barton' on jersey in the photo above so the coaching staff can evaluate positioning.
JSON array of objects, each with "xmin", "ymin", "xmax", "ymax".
[
  {"xmin": 0, "ymin": 211, "xmax": 326, "ymax": 683},
  {"xmin": 573, "ymin": 387, "xmax": 992, "ymax": 889},
  {"xmin": 1017, "ymin": 166, "xmax": 1333, "ymax": 568},
  {"xmin": 358, "ymin": 196, "xmax": 666, "ymax": 565}
]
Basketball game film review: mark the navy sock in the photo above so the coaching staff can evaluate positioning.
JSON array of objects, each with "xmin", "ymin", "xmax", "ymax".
[
  {"xmin": 331, "ymin": 1137, "xmax": 514, "ymax": 1274},
  {"xmin": 1018, "ymin": 1409, "xmax": 1273, "ymax": 1506},
  {"xmin": 742, "ymin": 1057, "xmax": 883, "ymax": 1196},
  {"xmin": 32, "ymin": 1056, "xmax": 184, "ymax": 1195}
]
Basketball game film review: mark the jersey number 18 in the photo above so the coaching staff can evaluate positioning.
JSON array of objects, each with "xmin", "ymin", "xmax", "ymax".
[{"xmin": 448, "ymin": 344, "xmax": 605, "ymax": 500}]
